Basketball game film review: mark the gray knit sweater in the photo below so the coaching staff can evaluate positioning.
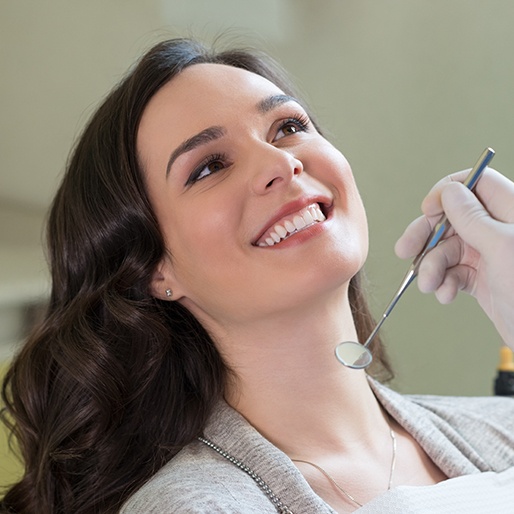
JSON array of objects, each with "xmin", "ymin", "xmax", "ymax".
[{"xmin": 121, "ymin": 381, "xmax": 514, "ymax": 513}]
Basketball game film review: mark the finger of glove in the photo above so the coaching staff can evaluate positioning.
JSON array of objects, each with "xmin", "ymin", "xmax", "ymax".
[
  {"xmin": 422, "ymin": 167, "xmax": 514, "ymax": 223},
  {"xmin": 433, "ymin": 265, "xmax": 476, "ymax": 305},
  {"xmin": 416, "ymin": 235, "xmax": 466, "ymax": 293},
  {"xmin": 441, "ymin": 183, "xmax": 500, "ymax": 252},
  {"xmin": 395, "ymin": 215, "xmax": 433, "ymax": 259}
]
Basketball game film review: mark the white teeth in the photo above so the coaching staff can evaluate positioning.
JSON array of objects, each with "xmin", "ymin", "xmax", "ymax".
[
  {"xmin": 303, "ymin": 210, "xmax": 314, "ymax": 225},
  {"xmin": 275, "ymin": 225, "xmax": 287, "ymax": 238},
  {"xmin": 293, "ymin": 215, "xmax": 306, "ymax": 230},
  {"xmin": 258, "ymin": 203, "xmax": 327, "ymax": 247},
  {"xmin": 311, "ymin": 205, "xmax": 323, "ymax": 221},
  {"xmin": 270, "ymin": 232, "xmax": 281, "ymax": 243},
  {"xmin": 284, "ymin": 220, "xmax": 296, "ymax": 233}
]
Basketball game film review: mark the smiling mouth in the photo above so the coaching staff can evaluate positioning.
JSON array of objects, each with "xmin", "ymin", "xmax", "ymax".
[{"xmin": 255, "ymin": 203, "xmax": 327, "ymax": 247}]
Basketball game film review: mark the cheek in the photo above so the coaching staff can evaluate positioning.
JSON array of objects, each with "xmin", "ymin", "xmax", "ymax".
[
  {"xmin": 310, "ymin": 140, "xmax": 352, "ymax": 188},
  {"xmin": 342, "ymin": 175, "xmax": 369, "ymax": 264},
  {"xmin": 323, "ymin": 149, "xmax": 369, "ymax": 264},
  {"xmin": 317, "ymin": 145, "xmax": 365, "ymax": 215},
  {"xmin": 164, "ymin": 197, "xmax": 241, "ymax": 289}
]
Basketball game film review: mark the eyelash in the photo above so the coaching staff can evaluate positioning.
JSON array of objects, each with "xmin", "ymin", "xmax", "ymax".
[
  {"xmin": 276, "ymin": 113, "xmax": 311, "ymax": 137},
  {"xmin": 186, "ymin": 153, "xmax": 229, "ymax": 185},
  {"xmin": 186, "ymin": 113, "xmax": 311, "ymax": 185}
]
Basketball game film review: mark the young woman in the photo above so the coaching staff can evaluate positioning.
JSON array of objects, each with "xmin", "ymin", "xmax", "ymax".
[{"xmin": 2, "ymin": 38, "xmax": 514, "ymax": 514}]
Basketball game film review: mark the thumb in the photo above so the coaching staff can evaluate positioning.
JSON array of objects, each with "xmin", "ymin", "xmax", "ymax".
[{"xmin": 441, "ymin": 182, "xmax": 497, "ymax": 250}]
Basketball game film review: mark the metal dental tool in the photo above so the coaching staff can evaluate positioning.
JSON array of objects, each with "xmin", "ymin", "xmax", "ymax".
[{"xmin": 335, "ymin": 147, "xmax": 496, "ymax": 369}]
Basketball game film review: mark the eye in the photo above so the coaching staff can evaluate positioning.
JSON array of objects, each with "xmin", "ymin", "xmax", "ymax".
[
  {"xmin": 186, "ymin": 153, "xmax": 228, "ymax": 185},
  {"xmin": 274, "ymin": 114, "xmax": 310, "ymax": 142}
]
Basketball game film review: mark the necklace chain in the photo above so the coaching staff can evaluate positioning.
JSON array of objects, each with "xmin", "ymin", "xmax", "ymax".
[
  {"xmin": 292, "ymin": 426, "xmax": 397, "ymax": 508},
  {"xmin": 198, "ymin": 436, "xmax": 293, "ymax": 514}
]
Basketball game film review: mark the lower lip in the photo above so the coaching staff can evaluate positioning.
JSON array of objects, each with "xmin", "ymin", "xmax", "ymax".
[{"xmin": 255, "ymin": 216, "xmax": 331, "ymax": 250}]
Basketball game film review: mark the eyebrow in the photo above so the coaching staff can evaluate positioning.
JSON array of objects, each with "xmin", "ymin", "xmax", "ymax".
[
  {"xmin": 257, "ymin": 94, "xmax": 300, "ymax": 113},
  {"xmin": 166, "ymin": 126, "xmax": 226, "ymax": 177},
  {"xmin": 165, "ymin": 94, "xmax": 301, "ymax": 178}
]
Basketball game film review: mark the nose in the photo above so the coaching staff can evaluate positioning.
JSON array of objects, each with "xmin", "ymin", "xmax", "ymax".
[{"xmin": 250, "ymin": 144, "xmax": 303, "ymax": 195}]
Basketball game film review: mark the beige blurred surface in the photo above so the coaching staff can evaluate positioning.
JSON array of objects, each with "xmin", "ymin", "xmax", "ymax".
[{"xmin": 2, "ymin": 1, "xmax": 513, "ymax": 402}]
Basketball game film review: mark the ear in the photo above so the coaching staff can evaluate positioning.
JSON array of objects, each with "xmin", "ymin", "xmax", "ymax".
[{"xmin": 149, "ymin": 257, "xmax": 184, "ymax": 301}]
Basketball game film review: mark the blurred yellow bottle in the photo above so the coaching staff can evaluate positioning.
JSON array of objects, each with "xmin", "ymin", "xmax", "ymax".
[{"xmin": 494, "ymin": 346, "xmax": 514, "ymax": 396}]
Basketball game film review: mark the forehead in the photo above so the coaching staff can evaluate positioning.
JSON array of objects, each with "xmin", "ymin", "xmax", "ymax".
[
  {"xmin": 138, "ymin": 63, "xmax": 285, "ymax": 136},
  {"xmin": 148, "ymin": 63, "xmax": 282, "ymax": 115}
]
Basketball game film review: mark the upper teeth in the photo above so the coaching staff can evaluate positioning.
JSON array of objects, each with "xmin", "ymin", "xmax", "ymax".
[{"xmin": 257, "ymin": 203, "xmax": 326, "ymax": 247}]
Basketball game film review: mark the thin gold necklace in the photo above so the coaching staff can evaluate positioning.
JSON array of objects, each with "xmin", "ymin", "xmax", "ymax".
[{"xmin": 292, "ymin": 426, "xmax": 397, "ymax": 508}]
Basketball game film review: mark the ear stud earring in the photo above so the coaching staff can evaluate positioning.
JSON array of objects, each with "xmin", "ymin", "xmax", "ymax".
[{"xmin": 165, "ymin": 288, "xmax": 173, "ymax": 298}]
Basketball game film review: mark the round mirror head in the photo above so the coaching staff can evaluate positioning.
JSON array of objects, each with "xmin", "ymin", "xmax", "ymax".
[{"xmin": 335, "ymin": 341, "xmax": 373, "ymax": 369}]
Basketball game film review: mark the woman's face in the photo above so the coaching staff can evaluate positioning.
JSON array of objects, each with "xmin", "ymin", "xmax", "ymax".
[{"xmin": 137, "ymin": 63, "xmax": 368, "ymax": 331}]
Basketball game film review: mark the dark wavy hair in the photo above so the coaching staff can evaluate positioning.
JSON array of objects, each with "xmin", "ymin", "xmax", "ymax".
[{"xmin": 1, "ymin": 38, "xmax": 392, "ymax": 513}]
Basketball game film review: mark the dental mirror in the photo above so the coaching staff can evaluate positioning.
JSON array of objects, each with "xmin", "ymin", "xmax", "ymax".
[{"xmin": 335, "ymin": 147, "xmax": 495, "ymax": 369}]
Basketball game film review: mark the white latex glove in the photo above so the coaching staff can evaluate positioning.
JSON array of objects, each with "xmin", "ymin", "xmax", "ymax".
[{"xmin": 395, "ymin": 168, "xmax": 514, "ymax": 350}]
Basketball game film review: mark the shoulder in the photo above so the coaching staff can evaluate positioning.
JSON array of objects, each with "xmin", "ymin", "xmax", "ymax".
[
  {"xmin": 407, "ymin": 392, "xmax": 514, "ymax": 430},
  {"xmin": 372, "ymin": 378, "xmax": 514, "ymax": 433},
  {"xmin": 410, "ymin": 393, "xmax": 514, "ymax": 470},
  {"xmin": 120, "ymin": 440, "xmax": 277, "ymax": 514},
  {"xmin": 371, "ymin": 379, "xmax": 514, "ymax": 472}
]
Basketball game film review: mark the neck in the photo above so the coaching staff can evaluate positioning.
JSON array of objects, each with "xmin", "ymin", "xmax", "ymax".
[{"xmin": 218, "ymin": 291, "xmax": 387, "ymax": 459}]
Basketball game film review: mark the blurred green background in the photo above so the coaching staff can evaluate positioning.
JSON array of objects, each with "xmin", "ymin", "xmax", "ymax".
[{"xmin": 2, "ymin": 0, "xmax": 514, "ymax": 487}]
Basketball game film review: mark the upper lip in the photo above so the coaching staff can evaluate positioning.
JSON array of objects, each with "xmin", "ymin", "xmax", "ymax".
[{"xmin": 252, "ymin": 195, "xmax": 332, "ymax": 245}]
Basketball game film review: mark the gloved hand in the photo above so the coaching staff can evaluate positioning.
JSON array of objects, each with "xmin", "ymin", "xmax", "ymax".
[{"xmin": 395, "ymin": 168, "xmax": 514, "ymax": 349}]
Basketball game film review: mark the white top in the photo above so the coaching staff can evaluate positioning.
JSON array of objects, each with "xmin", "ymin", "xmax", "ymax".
[{"xmin": 358, "ymin": 467, "xmax": 514, "ymax": 513}]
